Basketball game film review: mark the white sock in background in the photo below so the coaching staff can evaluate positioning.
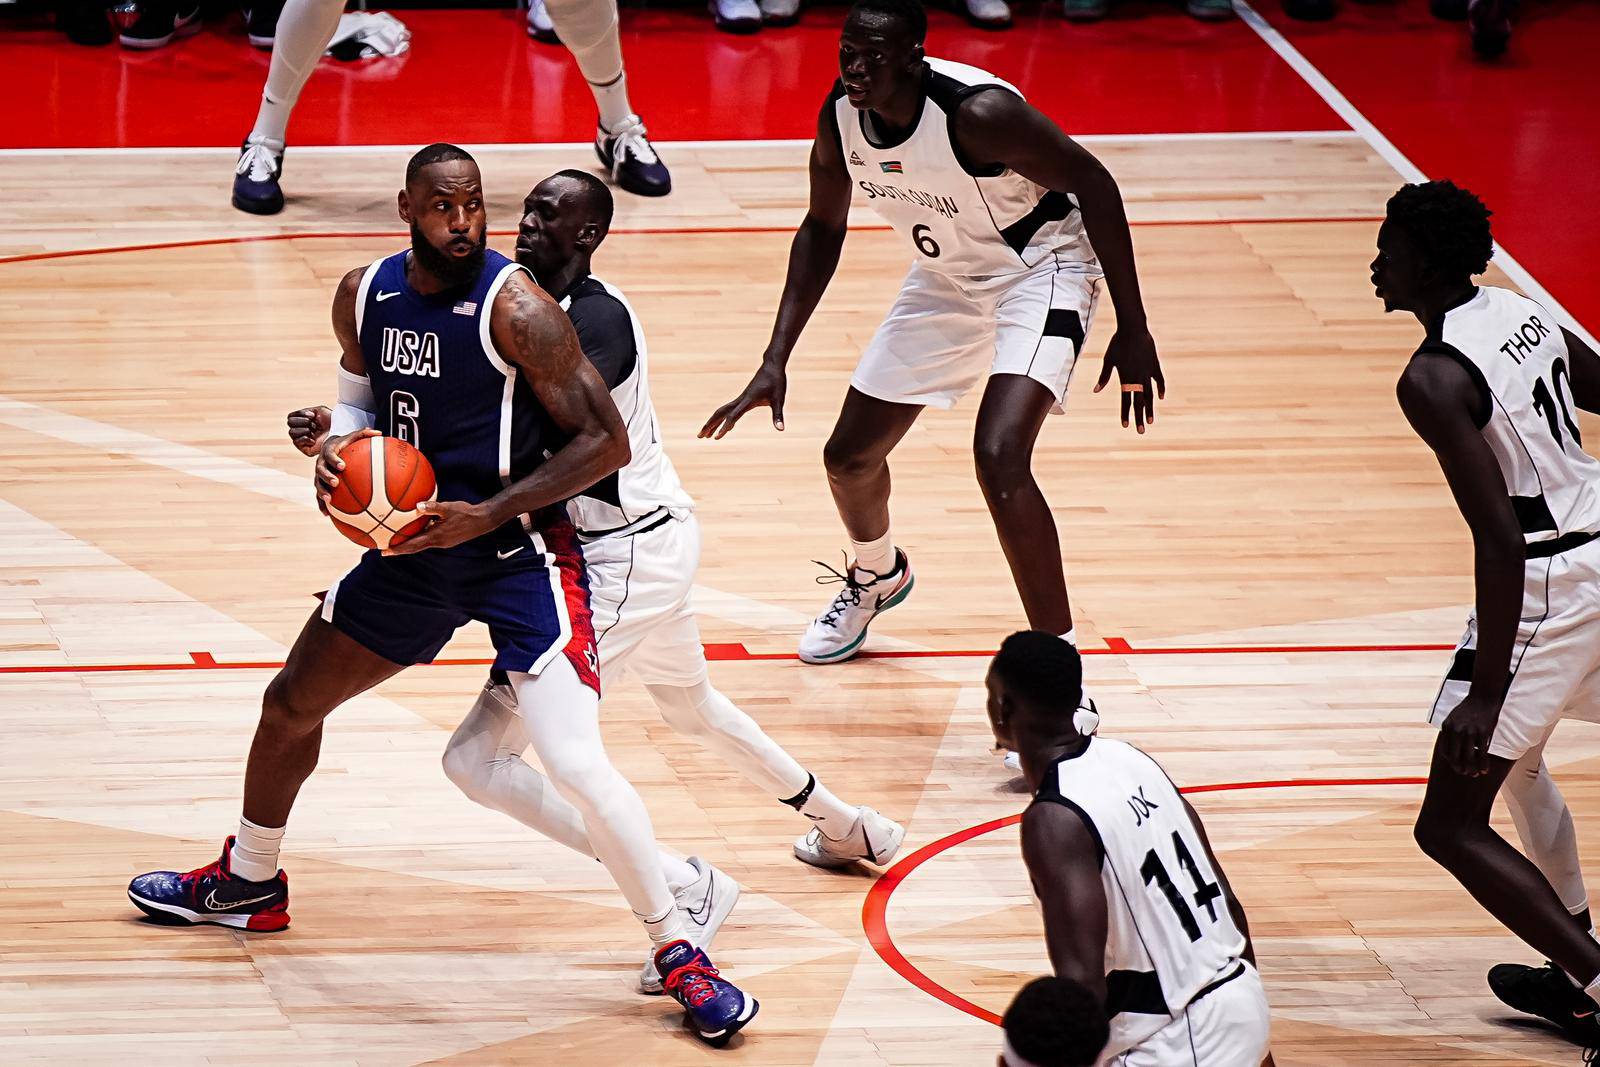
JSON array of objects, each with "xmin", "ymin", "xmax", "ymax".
[{"xmin": 230, "ymin": 817, "xmax": 285, "ymax": 881}]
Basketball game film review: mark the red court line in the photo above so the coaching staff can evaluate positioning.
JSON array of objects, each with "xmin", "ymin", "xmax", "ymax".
[
  {"xmin": 0, "ymin": 639, "xmax": 1455, "ymax": 677},
  {"xmin": 0, "ymin": 216, "xmax": 1385, "ymax": 267},
  {"xmin": 860, "ymin": 774, "xmax": 1429, "ymax": 1028}
]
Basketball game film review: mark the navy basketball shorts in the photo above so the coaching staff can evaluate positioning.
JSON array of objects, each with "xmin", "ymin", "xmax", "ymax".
[{"xmin": 320, "ymin": 520, "xmax": 601, "ymax": 694}]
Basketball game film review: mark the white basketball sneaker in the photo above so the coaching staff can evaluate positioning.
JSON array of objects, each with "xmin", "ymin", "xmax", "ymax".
[
  {"xmin": 640, "ymin": 857, "xmax": 739, "ymax": 995},
  {"xmin": 798, "ymin": 550, "xmax": 914, "ymax": 664},
  {"xmin": 794, "ymin": 806, "xmax": 905, "ymax": 869}
]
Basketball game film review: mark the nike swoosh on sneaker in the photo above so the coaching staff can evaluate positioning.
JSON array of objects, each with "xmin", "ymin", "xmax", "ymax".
[
  {"xmin": 375, "ymin": 291, "xmax": 400, "ymax": 302},
  {"xmin": 687, "ymin": 880, "xmax": 713, "ymax": 924},
  {"xmin": 203, "ymin": 888, "xmax": 278, "ymax": 911}
]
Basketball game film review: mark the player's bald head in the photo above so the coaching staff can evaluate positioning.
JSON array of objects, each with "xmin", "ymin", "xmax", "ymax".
[{"xmin": 539, "ymin": 169, "xmax": 614, "ymax": 241}]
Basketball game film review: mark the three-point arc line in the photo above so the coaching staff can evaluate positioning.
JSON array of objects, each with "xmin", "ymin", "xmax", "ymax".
[
  {"xmin": 0, "ymin": 638, "xmax": 1455, "ymax": 676},
  {"xmin": 860, "ymin": 775, "xmax": 1429, "ymax": 1027}
]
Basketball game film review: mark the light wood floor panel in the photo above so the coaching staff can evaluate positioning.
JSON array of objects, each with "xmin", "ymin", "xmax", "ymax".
[{"xmin": 3, "ymin": 137, "xmax": 1597, "ymax": 1064}]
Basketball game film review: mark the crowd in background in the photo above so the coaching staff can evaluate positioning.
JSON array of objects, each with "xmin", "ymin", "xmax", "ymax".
[{"xmin": 45, "ymin": 0, "xmax": 1520, "ymax": 59}]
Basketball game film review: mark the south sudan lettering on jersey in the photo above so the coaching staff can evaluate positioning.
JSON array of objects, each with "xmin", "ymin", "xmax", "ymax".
[
  {"xmin": 1032, "ymin": 737, "xmax": 1247, "ymax": 1061},
  {"xmin": 855, "ymin": 180, "xmax": 961, "ymax": 220},
  {"xmin": 1422, "ymin": 285, "xmax": 1600, "ymax": 551},
  {"xmin": 829, "ymin": 57, "xmax": 1098, "ymax": 278},
  {"xmin": 355, "ymin": 248, "xmax": 552, "ymax": 555}
]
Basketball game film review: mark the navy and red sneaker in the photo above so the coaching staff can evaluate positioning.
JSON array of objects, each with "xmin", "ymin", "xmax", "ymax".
[
  {"xmin": 128, "ymin": 836, "xmax": 290, "ymax": 931},
  {"xmin": 654, "ymin": 940, "xmax": 758, "ymax": 1047}
]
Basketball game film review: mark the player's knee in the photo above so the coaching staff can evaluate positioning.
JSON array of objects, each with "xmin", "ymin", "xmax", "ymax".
[
  {"xmin": 972, "ymin": 435, "xmax": 1030, "ymax": 497},
  {"xmin": 543, "ymin": 750, "xmax": 617, "ymax": 813},
  {"xmin": 823, "ymin": 433, "xmax": 879, "ymax": 483},
  {"xmin": 440, "ymin": 740, "xmax": 490, "ymax": 800},
  {"xmin": 1413, "ymin": 811, "xmax": 1466, "ymax": 865},
  {"xmin": 260, "ymin": 672, "xmax": 332, "ymax": 735},
  {"xmin": 650, "ymin": 683, "xmax": 716, "ymax": 740}
]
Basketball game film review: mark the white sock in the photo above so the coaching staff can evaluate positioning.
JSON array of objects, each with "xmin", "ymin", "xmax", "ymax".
[
  {"xmin": 443, "ymin": 682, "xmax": 697, "ymax": 891},
  {"xmin": 851, "ymin": 529, "xmax": 896, "ymax": 578},
  {"xmin": 230, "ymin": 817, "xmax": 284, "ymax": 881},
  {"xmin": 1060, "ymin": 627, "xmax": 1077, "ymax": 647},
  {"xmin": 247, "ymin": 0, "xmax": 344, "ymax": 146},
  {"xmin": 641, "ymin": 903, "xmax": 689, "ymax": 947},
  {"xmin": 1585, "ymin": 973, "xmax": 1600, "ymax": 1004},
  {"xmin": 797, "ymin": 778, "xmax": 859, "ymax": 841},
  {"xmin": 590, "ymin": 73, "xmax": 636, "ymax": 134}
]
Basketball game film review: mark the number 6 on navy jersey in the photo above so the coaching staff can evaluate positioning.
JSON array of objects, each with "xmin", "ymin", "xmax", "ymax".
[{"xmin": 391, "ymin": 390, "xmax": 420, "ymax": 446}]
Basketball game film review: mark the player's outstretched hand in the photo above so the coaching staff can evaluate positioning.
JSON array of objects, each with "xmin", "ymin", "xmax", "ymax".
[
  {"xmin": 287, "ymin": 406, "xmax": 333, "ymax": 457},
  {"xmin": 1094, "ymin": 326, "xmax": 1165, "ymax": 433},
  {"xmin": 1440, "ymin": 692, "xmax": 1501, "ymax": 777},
  {"xmin": 699, "ymin": 363, "xmax": 788, "ymax": 439},
  {"xmin": 314, "ymin": 427, "xmax": 380, "ymax": 509},
  {"xmin": 382, "ymin": 500, "xmax": 494, "ymax": 556}
]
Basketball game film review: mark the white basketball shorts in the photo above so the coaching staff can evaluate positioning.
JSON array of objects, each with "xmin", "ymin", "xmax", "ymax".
[
  {"xmin": 583, "ymin": 511, "xmax": 709, "ymax": 689},
  {"xmin": 850, "ymin": 253, "xmax": 1102, "ymax": 414},
  {"xmin": 1429, "ymin": 534, "xmax": 1600, "ymax": 761},
  {"xmin": 1108, "ymin": 963, "xmax": 1270, "ymax": 1067}
]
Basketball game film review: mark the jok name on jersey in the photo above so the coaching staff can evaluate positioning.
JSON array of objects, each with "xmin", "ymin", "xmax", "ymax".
[
  {"xmin": 856, "ymin": 180, "xmax": 961, "ymax": 220},
  {"xmin": 1498, "ymin": 314, "xmax": 1552, "ymax": 365},
  {"xmin": 380, "ymin": 327, "xmax": 442, "ymax": 378}
]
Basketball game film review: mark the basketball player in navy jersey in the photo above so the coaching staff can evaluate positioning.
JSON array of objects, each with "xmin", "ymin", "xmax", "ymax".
[
  {"xmin": 1380, "ymin": 181, "xmax": 1600, "ymax": 1048},
  {"xmin": 702, "ymin": 0, "xmax": 1161, "ymax": 681},
  {"xmin": 288, "ymin": 167, "xmax": 905, "ymax": 990},
  {"xmin": 129, "ymin": 145, "xmax": 755, "ymax": 1046},
  {"xmin": 988, "ymin": 631, "xmax": 1272, "ymax": 1066}
]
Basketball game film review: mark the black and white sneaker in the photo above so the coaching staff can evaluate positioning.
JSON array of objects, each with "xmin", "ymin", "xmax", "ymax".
[
  {"xmin": 1488, "ymin": 960, "xmax": 1600, "ymax": 1045},
  {"xmin": 116, "ymin": 0, "xmax": 201, "ymax": 49},
  {"xmin": 233, "ymin": 139, "xmax": 285, "ymax": 215},
  {"xmin": 595, "ymin": 115, "xmax": 671, "ymax": 198},
  {"xmin": 243, "ymin": 0, "xmax": 284, "ymax": 48}
]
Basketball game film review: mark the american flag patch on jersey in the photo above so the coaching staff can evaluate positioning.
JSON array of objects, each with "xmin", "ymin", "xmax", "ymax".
[
  {"xmin": 452, "ymin": 300, "xmax": 478, "ymax": 316},
  {"xmin": 879, "ymin": 160, "xmax": 903, "ymax": 174}
]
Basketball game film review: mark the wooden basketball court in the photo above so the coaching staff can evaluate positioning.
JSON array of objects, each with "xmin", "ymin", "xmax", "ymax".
[{"xmin": 4, "ymin": 135, "xmax": 1597, "ymax": 1064}]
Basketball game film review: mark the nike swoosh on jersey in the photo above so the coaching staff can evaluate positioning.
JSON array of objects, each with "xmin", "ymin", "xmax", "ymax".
[
  {"xmin": 203, "ymin": 888, "xmax": 278, "ymax": 911},
  {"xmin": 497, "ymin": 547, "xmax": 525, "ymax": 560},
  {"xmin": 375, "ymin": 291, "xmax": 400, "ymax": 302}
]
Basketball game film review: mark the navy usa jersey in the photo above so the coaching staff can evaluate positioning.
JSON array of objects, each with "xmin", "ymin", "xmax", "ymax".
[{"xmin": 355, "ymin": 248, "xmax": 549, "ymax": 554}]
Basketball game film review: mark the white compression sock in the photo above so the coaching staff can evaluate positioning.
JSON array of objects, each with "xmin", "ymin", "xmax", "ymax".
[
  {"xmin": 230, "ymin": 817, "xmax": 284, "ymax": 881},
  {"xmin": 1503, "ymin": 740, "xmax": 1591, "ymax": 917},
  {"xmin": 248, "ymin": 0, "xmax": 345, "ymax": 146},
  {"xmin": 442, "ymin": 681, "xmax": 698, "ymax": 892},
  {"xmin": 850, "ymin": 528, "xmax": 896, "ymax": 578},
  {"xmin": 541, "ymin": 0, "xmax": 633, "ymax": 128},
  {"xmin": 510, "ymin": 661, "xmax": 684, "ymax": 943}
]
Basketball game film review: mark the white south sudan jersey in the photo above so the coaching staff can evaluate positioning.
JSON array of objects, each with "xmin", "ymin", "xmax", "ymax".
[
  {"xmin": 1032, "ymin": 737, "xmax": 1246, "ymax": 1059},
  {"xmin": 1426, "ymin": 285, "xmax": 1600, "ymax": 553},
  {"xmin": 559, "ymin": 274, "xmax": 693, "ymax": 537},
  {"xmin": 830, "ymin": 58, "xmax": 1098, "ymax": 280}
]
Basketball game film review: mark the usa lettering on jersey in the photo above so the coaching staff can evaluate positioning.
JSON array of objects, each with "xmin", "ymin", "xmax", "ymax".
[{"xmin": 380, "ymin": 327, "xmax": 441, "ymax": 378}]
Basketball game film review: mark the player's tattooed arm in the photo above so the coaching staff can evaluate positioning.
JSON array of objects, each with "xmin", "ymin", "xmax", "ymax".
[
  {"xmin": 955, "ymin": 90, "xmax": 1164, "ymax": 433},
  {"xmin": 700, "ymin": 93, "xmax": 853, "ymax": 439},
  {"xmin": 1398, "ymin": 352, "xmax": 1525, "ymax": 776},
  {"xmin": 390, "ymin": 275, "xmax": 630, "ymax": 554},
  {"xmin": 314, "ymin": 268, "xmax": 380, "ymax": 507},
  {"xmin": 1020, "ymin": 802, "xmax": 1110, "ymax": 1005}
]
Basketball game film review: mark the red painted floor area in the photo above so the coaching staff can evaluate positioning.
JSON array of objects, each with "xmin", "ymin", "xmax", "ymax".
[
  {"xmin": 1258, "ymin": 0, "xmax": 1600, "ymax": 331},
  {"xmin": 4, "ymin": 5, "xmax": 1339, "ymax": 147}
]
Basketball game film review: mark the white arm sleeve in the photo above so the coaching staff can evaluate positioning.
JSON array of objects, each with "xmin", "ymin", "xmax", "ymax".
[{"xmin": 330, "ymin": 366, "xmax": 378, "ymax": 436}]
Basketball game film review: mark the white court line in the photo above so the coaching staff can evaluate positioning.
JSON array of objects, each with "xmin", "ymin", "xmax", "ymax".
[
  {"xmin": 0, "ymin": 130, "xmax": 1361, "ymax": 158},
  {"xmin": 1234, "ymin": 0, "xmax": 1598, "ymax": 350}
]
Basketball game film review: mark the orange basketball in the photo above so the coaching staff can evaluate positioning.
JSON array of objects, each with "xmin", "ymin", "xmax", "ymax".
[{"xmin": 325, "ymin": 435, "xmax": 437, "ymax": 550}]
